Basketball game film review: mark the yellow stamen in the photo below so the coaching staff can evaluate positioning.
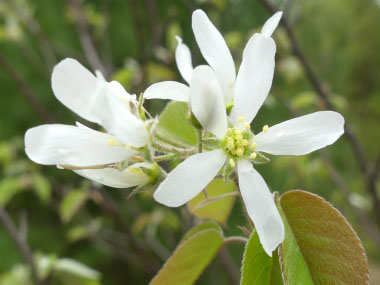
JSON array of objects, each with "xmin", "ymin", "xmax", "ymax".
[
  {"xmin": 250, "ymin": 152, "xmax": 257, "ymax": 159},
  {"xmin": 251, "ymin": 142, "xmax": 257, "ymax": 151},
  {"xmin": 242, "ymin": 139, "xmax": 248, "ymax": 146},
  {"xmin": 235, "ymin": 129, "xmax": 242, "ymax": 135},
  {"xmin": 236, "ymin": 147, "xmax": 244, "ymax": 156},
  {"xmin": 235, "ymin": 134, "xmax": 243, "ymax": 141},
  {"xmin": 238, "ymin": 116, "xmax": 245, "ymax": 122},
  {"xmin": 245, "ymin": 123, "xmax": 250, "ymax": 129},
  {"xmin": 263, "ymin": 125, "xmax": 269, "ymax": 133},
  {"xmin": 229, "ymin": 159, "xmax": 236, "ymax": 168},
  {"xmin": 107, "ymin": 138, "xmax": 116, "ymax": 146}
]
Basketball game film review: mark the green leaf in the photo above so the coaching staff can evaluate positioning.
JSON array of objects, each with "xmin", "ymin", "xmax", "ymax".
[
  {"xmin": 182, "ymin": 221, "xmax": 223, "ymax": 242},
  {"xmin": 59, "ymin": 189, "xmax": 88, "ymax": 223},
  {"xmin": 241, "ymin": 229, "xmax": 283, "ymax": 285},
  {"xmin": 277, "ymin": 190, "xmax": 369, "ymax": 284},
  {"xmin": 150, "ymin": 222, "xmax": 224, "ymax": 285},
  {"xmin": 0, "ymin": 177, "xmax": 23, "ymax": 206},
  {"xmin": 156, "ymin": 102, "xmax": 197, "ymax": 146},
  {"xmin": 187, "ymin": 179, "xmax": 237, "ymax": 224}
]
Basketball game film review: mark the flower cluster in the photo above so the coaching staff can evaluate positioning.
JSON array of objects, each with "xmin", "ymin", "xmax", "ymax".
[{"xmin": 24, "ymin": 10, "xmax": 345, "ymax": 256}]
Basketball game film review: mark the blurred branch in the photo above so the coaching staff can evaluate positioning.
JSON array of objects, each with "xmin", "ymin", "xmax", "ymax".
[
  {"xmin": 0, "ymin": 205, "xmax": 41, "ymax": 285},
  {"xmin": 0, "ymin": 51, "xmax": 56, "ymax": 123},
  {"xmin": 68, "ymin": 0, "xmax": 109, "ymax": 78},
  {"xmin": 128, "ymin": 0, "xmax": 148, "ymax": 87},
  {"xmin": 258, "ymin": 0, "xmax": 380, "ymax": 225},
  {"xmin": 6, "ymin": 0, "xmax": 57, "ymax": 70},
  {"xmin": 320, "ymin": 150, "xmax": 380, "ymax": 248},
  {"xmin": 90, "ymin": 189, "xmax": 160, "ymax": 273},
  {"xmin": 219, "ymin": 248, "xmax": 239, "ymax": 285},
  {"xmin": 276, "ymin": 92, "xmax": 380, "ymax": 248}
]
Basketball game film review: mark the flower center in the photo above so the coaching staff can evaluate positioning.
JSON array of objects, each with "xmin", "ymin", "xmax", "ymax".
[
  {"xmin": 221, "ymin": 116, "xmax": 270, "ymax": 167},
  {"xmin": 222, "ymin": 127, "xmax": 251, "ymax": 158}
]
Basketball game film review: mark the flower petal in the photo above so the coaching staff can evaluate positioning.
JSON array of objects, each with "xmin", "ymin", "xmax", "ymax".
[
  {"xmin": 261, "ymin": 12, "xmax": 283, "ymax": 37},
  {"xmin": 255, "ymin": 111, "xmax": 345, "ymax": 155},
  {"xmin": 91, "ymin": 72, "xmax": 149, "ymax": 147},
  {"xmin": 154, "ymin": 150, "xmax": 226, "ymax": 207},
  {"xmin": 237, "ymin": 159, "xmax": 284, "ymax": 256},
  {"xmin": 192, "ymin": 9, "xmax": 235, "ymax": 103},
  {"xmin": 52, "ymin": 58, "xmax": 100, "ymax": 123},
  {"xmin": 175, "ymin": 36, "xmax": 193, "ymax": 83},
  {"xmin": 25, "ymin": 124, "xmax": 138, "ymax": 167},
  {"xmin": 75, "ymin": 163, "xmax": 151, "ymax": 188},
  {"xmin": 233, "ymin": 34, "xmax": 276, "ymax": 124},
  {"xmin": 190, "ymin": 66, "xmax": 228, "ymax": 138},
  {"xmin": 52, "ymin": 58, "xmax": 149, "ymax": 147},
  {"xmin": 144, "ymin": 81, "xmax": 189, "ymax": 102}
]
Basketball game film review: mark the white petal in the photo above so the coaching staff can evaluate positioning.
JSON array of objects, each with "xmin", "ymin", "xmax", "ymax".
[
  {"xmin": 190, "ymin": 66, "xmax": 228, "ymax": 138},
  {"xmin": 91, "ymin": 72, "xmax": 149, "ymax": 147},
  {"xmin": 192, "ymin": 9, "xmax": 235, "ymax": 103},
  {"xmin": 261, "ymin": 12, "xmax": 283, "ymax": 37},
  {"xmin": 255, "ymin": 111, "xmax": 345, "ymax": 155},
  {"xmin": 154, "ymin": 150, "xmax": 226, "ymax": 207},
  {"xmin": 237, "ymin": 160, "xmax": 284, "ymax": 256},
  {"xmin": 144, "ymin": 81, "xmax": 189, "ymax": 102},
  {"xmin": 25, "ymin": 124, "xmax": 138, "ymax": 167},
  {"xmin": 52, "ymin": 59, "xmax": 149, "ymax": 147},
  {"xmin": 75, "ymin": 163, "xmax": 151, "ymax": 188},
  {"xmin": 233, "ymin": 34, "xmax": 276, "ymax": 124},
  {"xmin": 52, "ymin": 58, "xmax": 100, "ymax": 123},
  {"xmin": 175, "ymin": 36, "xmax": 193, "ymax": 84},
  {"xmin": 107, "ymin": 81, "xmax": 136, "ymax": 111}
]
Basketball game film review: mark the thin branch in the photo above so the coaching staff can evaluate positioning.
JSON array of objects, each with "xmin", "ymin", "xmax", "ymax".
[
  {"xmin": 219, "ymin": 248, "xmax": 239, "ymax": 285},
  {"xmin": 0, "ymin": 205, "xmax": 41, "ymax": 285},
  {"xmin": 224, "ymin": 236, "xmax": 248, "ymax": 245},
  {"xmin": 275, "ymin": 92, "xmax": 380, "ymax": 248},
  {"xmin": 0, "ymin": 51, "xmax": 56, "ymax": 123},
  {"xmin": 258, "ymin": 0, "xmax": 380, "ymax": 224},
  {"xmin": 7, "ymin": 0, "xmax": 57, "ymax": 70},
  {"xmin": 68, "ymin": 0, "xmax": 108, "ymax": 78},
  {"xmin": 321, "ymin": 150, "xmax": 380, "ymax": 248},
  {"xmin": 89, "ymin": 189, "xmax": 160, "ymax": 273},
  {"xmin": 128, "ymin": 0, "xmax": 148, "ymax": 87}
]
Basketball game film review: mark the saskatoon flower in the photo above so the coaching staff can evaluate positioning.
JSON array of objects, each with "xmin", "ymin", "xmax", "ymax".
[
  {"xmin": 144, "ymin": 9, "xmax": 282, "ymax": 105},
  {"xmin": 25, "ymin": 58, "xmax": 153, "ymax": 188},
  {"xmin": 154, "ymin": 64, "xmax": 344, "ymax": 256},
  {"xmin": 150, "ymin": 11, "xmax": 345, "ymax": 255}
]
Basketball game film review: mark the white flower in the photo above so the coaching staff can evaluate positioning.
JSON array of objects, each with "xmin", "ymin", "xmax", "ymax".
[
  {"xmin": 24, "ymin": 58, "xmax": 151, "ymax": 188},
  {"xmin": 151, "ymin": 11, "xmax": 345, "ymax": 255},
  {"xmin": 143, "ymin": 10, "xmax": 283, "ymax": 104}
]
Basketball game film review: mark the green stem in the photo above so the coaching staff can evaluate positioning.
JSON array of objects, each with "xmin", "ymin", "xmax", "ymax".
[
  {"xmin": 224, "ymin": 236, "xmax": 248, "ymax": 245},
  {"xmin": 197, "ymin": 129, "xmax": 203, "ymax": 153},
  {"xmin": 154, "ymin": 132, "xmax": 190, "ymax": 149},
  {"xmin": 153, "ymin": 154, "xmax": 178, "ymax": 162},
  {"xmin": 152, "ymin": 141, "xmax": 197, "ymax": 156}
]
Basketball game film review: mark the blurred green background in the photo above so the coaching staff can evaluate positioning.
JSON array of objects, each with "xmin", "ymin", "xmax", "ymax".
[{"xmin": 0, "ymin": 0, "xmax": 380, "ymax": 284}]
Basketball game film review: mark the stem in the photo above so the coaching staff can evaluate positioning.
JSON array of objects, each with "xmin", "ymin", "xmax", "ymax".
[
  {"xmin": 197, "ymin": 129, "xmax": 203, "ymax": 153},
  {"xmin": 0, "ymin": 51, "xmax": 55, "ymax": 123},
  {"xmin": 219, "ymin": 248, "xmax": 239, "ymax": 285},
  {"xmin": 154, "ymin": 132, "xmax": 191, "ymax": 149},
  {"xmin": 152, "ymin": 141, "xmax": 197, "ymax": 156},
  {"xmin": 0, "ymin": 205, "xmax": 41, "ymax": 285},
  {"xmin": 224, "ymin": 236, "xmax": 248, "ymax": 245},
  {"xmin": 153, "ymin": 153, "xmax": 178, "ymax": 162},
  {"xmin": 68, "ymin": 0, "xmax": 108, "ymax": 77}
]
